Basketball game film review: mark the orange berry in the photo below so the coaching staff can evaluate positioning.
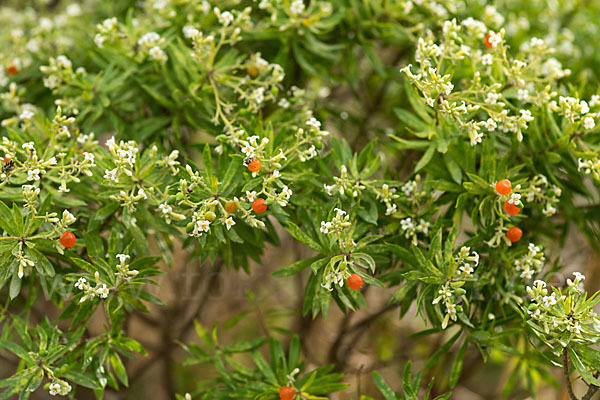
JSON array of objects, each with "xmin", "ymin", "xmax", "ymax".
[
  {"xmin": 5, "ymin": 65, "xmax": 18, "ymax": 75},
  {"xmin": 252, "ymin": 198, "xmax": 267, "ymax": 213},
  {"xmin": 347, "ymin": 273, "xmax": 364, "ymax": 290},
  {"xmin": 247, "ymin": 158, "xmax": 261, "ymax": 172},
  {"xmin": 506, "ymin": 227, "xmax": 523, "ymax": 242},
  {"xmin": 504, "ymin": 200, "xmax": 521, "ymax": 216},
  {"xmin": 60, "ymin": 232, "xmax": 76, "ymax": 248},
  {"xmin": 484, "ymin": 33, "xmax": 493, "ymax": 48},
  {"xmin": 224, "ymin": 200, "xmax": 238, "ymax": 213},
  {"xmin": 495, "ymin": 179, "xmax": 512, "ymax": 195},
  {"xmin": 279, "ymin": 386, "xmax": 294, "ymax": 400}
]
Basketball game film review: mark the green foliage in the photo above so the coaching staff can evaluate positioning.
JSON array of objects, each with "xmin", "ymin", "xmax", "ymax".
[{"xmin": 1, "ymin": 0, "xmax": 600, "ymax": 399}]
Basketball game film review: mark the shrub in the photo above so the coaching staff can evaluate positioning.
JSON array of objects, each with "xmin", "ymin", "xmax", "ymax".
[{"xmin": 1, "ymin": 0, "xmax": 600, "ymax": 399}]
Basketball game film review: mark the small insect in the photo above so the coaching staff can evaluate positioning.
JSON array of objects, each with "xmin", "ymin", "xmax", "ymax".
[
  {"xmin": 243, "ymin": 157, "xmax": 253, "ymax": 166},
  {"xmin": 2, "ymin": 160, "xmax": 14, "ymax": 173}
]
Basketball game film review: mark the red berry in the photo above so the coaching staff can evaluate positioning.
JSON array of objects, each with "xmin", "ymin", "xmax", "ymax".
[
  {"xmin": 504, "ymin": 200, "xmax": 521, "ymax": 216},
  {"xmin": 506, "ymin": 227, "xmax": 522, "ymax": 242},
  {"xmin": 347, "ymin": 273, "xmax": 364, "ymax": 290},
  {"xmin": 247, "ymin": 158, "xmax": 261, "ymax": 172},
  {"xmin": 495, "ymin": 179, "xmax": 512, "ymax": 195},
  {"xmin": 60, "ymin": 232, "xmax": 76, "ymax": 248},
  {"xmin": 252, "ymin": 198, "xmax": 267, "ymax": 213},
  {"xmin": 484, "ymin": 33, "xmax": 493, "ymax": 49},
  {"xmin": 2, "ymin": 157, "xmax": 9, "ymax": 163},
  {"xmin": 5, "ymin": 65, "xmax": 18, "ymax": 75},
  {"xmin": 279, "ymin": 386, "xmax": 294, "ymax": 400}
]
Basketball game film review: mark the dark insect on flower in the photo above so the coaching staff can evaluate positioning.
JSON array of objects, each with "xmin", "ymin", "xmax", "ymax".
[
  {"xmin": 2, "ymin": 160, "xmax": 14, "ymax": 173},
  {"xmin": 243, "ymin": 157, "xmax": 253, "ymax": 166}
]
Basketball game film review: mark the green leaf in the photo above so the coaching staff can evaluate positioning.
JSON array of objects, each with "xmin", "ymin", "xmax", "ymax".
[
  {"xmin": 415, "ymin": 145, "xmax": 435, "ymax": 172},
  {"xmin": 272, "ymin": 256, "xmax": 321, "ymax": 278},
  {"xmin": 372, "ymin": 371, "xmax": 396, "ymax": 400},
  {"xmin": 285, "ymin": 222, "xmax": 323, "ymax": 253},
  {"xmin": 449, "ymin": 339, "xmax": 468, "ymax": 388}
]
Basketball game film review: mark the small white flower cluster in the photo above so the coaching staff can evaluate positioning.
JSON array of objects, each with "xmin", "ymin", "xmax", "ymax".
[
  {"xmin": 578, "ymin": 156, "xmax": 600, "ymax": 181},
  {"xmin": 401, "ymin": 17, "xmax": 576, "ymax": 146},
  {"xmin": 454, "ymin": 246, "xmax": 479, "ymax": 275},
  {"xmin": 399, "ymin": 217, "xmax": 430, "ymax": 240},
  {"xmin": 115, "ymin": 253, "xmax": 139, "ymax": 282},
  {"xmin": 432, "ymin": 282, "xmax": 460, "ymax": 329},
  {"xmin": 523, "ymin": 174, "xmax": 561, "ymax": 216},
  {"xmin": 526, "ymin": 273, "xmax": 599, "ymax": 343},
  {"xmin": 103, "ymin": 137, "xmax": 140, "ymax": 182},
  {"xmin": 376, "ymin": 184, "xmax": 400, "ymax": 215},
  {"xmin": 40, "ymin": 55, "xmax": 77, "ymax": 89},
  {"xmin": 321, "ymin": 259, "xmax": 351, "ymax": 292},
  {"xmin": 549, "ymin": 95, "xmax": 595, "ymax": 127},
  {"xmin": 49, "ymin": 379, "xmax": 71, "ymax": 396},
  {"xmin": 137, "ymin": 32, "xmax": 168, "ymax": 63},
  {"xmin": 514, "ymin": 243, "xmax": 545, "ymax": 280},
  {"xmin": 323, "ymin": 165, "xmax": 365, "ymax": 198},
  {"xmin": 94, "ymin": 17, "xmax": 118, "ymax": 48},
  {"xmin": 320, "ymin": 208, "xmax": 351, "ymax": 235},
  {"xmin": 75, "ymin": 271, "xmax": 110, "ymax": 302}
]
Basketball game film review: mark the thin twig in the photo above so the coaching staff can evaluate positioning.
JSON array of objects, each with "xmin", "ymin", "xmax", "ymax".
[{"xmin": 563, "ymin": 346, "xmax": 579, "ymax": 400}]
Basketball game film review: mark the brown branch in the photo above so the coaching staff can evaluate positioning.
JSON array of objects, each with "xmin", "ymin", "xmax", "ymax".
[
  {"xmin": 563, "ymin": 346, "xmax": 579, "ymax": 400},
  {"xmin": 582, "ymin": 372, "xmax": 600, "ymax": 400}
]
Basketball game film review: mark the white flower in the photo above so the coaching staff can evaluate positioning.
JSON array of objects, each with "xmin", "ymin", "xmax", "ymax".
[
  {"xmin": 520, "ymin": 269, "xmax": 534, "ymax": 280},
  {"xmin": 486, "ymin": 31, "xmax": 502, "ymax": 48},
  {"xmin": 183, "ymin": 26, "xmax": 200, "ymax": 39},
  {"xmin": 27, "ymin": 168, "xmax": 41, "ymax": 181},
  {"xmin": 49, "ymin": 382, "xmax": 61, "ymax": 396},
  {"xmin": 104, "ymin": 168, "xmax": 118, "ymax": 182},
  {"xmin": 470, "ymin": 131, "xmax": 483, "ymax": 146},
  {"xmin": 196, "ymin": 219, "xmax": 210, "ymax": 232},
  {"xmin": 97, "ymin": 284, "xmax": 109, "ymax": 298},
  {"xmin": 573, "ymin": 271, "xmax": 586, "ymax": 281},
  {"xmin": 290, "ymin": 0, "xmax": 305, "ymax": 15},
  {"xmin": 246, "ymin": 191, "xmax": 257, "ymax": 202},
  {"xmin": 520, "ymin": 109, "xmax": 534, "ymax": 122},
  {"xmin": 116, "ymin": 254, "xmax": 130, "ymax": 264},
  {"xmin": 58, "ymin": 183, "xmax": 70, "ymax": 193},
  {"xmin": 385, "ymin": 204, "xmax": 397, "ymax": 215},
  {"xmin": 485, "ymin": 118, "xmax": 497, "ymax": 131},
  {"xmin": 507, "ymin": 192, "xmax": 521, "ymax": 205},
  {"xmin": 94, "ymin": 32, "xmax": 105, "ymax": 48},
  {"xmin": 460, "ymin": 264, "xmax": 474, "ymax": 274},
  {"xmin": 159, "ymin": 203, "xmax": 172, "ymax": 214},
  {"xmin": 138, "ymin": 188, "xmax": 148, "ymax": 199},
  {"xmin": 306, "ymin": 117, "xmax": 321, "ymax": 129},
  {"xmin": 281, "ymin": 185, "xmax": 292, "ymax": 199},
  {"xmin": 542, "ymin": 295, "xmax": 557, "ymax": 307},
  {"xmin": 278, "ymin": 98, "xmax": 290, "ymax": 108},
  {"xmin": 241, "ymin": 143, "xmax": 255, "ymax": 156},
  {"xmin": 219, "ymin": 11, "xmax": 234, "ymax": 26},
  {"xmin": 400, "ymin": 218, "xmax": 414, "ymax": 231},
  {"xmin": 481, "ymin": 54, "xmax": 494, "ymax": 66},
  {"xmin": 138, "ymin": 32, "xmax": 161, "ymax": 47},
  {"xmin": 401, "ymin": 181, "xmax": 416, "ymax": 196},
  {"xmin": 517, "ymin": 89, "xmax": 529, "ymax": 101},
  {"xmin": 56, "ymin": 55, "xmax": 72, "ymax": 69},
  {"xmin": 225, "ymin": 217, "xmax": 236, "ymax": 230},
  {"xmin": 320, "ymin": 221, "xmax": 332, "ymax": 234},
  {"xmin": 20, "ymin": 110, "xmax": 34, "ymax": 120},
  {"xmin": 417, "ymin": 219, "xmax": 430, "ymax": 234},
  {"xmin": 583, "ymin": 116, "xmax": 595, "ymax": 130},
  {"xmin": 148, "ymin": 46, "xmax": 167, "ymax": 62},
  {"xmin": 75, "ymin": 277, "xmax": 87, "ymax": 290},
  {"xmin": 446, "ymin": 303, "xmax": 457, "ymax": 315},
  {"xmin": 485, "ymin": 92, "xmax": 499, "ymax": 105}
]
